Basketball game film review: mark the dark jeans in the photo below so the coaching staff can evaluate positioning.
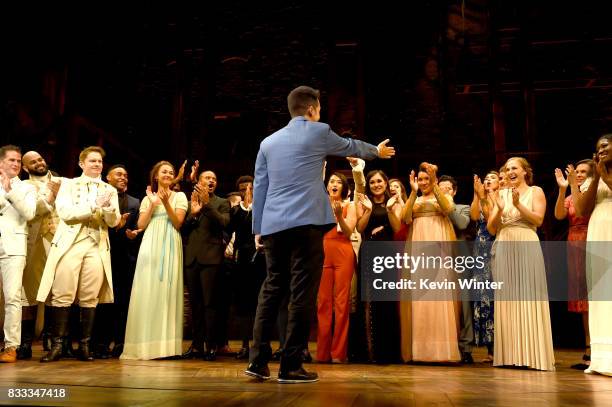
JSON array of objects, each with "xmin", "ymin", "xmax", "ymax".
[
  {"xmin": 250, "ymin": 225, "xmax": 324, "ymax": 372},
  {"xmin": 185, "ymin": 262, "xmax": 222, "ymax": 350}
]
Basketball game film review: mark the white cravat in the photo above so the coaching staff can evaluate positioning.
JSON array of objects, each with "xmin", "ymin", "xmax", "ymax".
[{"xmin": 82, "ymin": 176, "xmax": 101, "ymax": 207}]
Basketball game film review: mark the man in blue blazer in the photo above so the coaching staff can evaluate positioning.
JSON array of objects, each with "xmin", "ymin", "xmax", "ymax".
[{"xmin": 246, "ymin": 85, "xmax": 395, "ymax": 383}]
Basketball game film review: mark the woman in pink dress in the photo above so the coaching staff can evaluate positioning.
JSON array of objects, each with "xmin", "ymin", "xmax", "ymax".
[{"xmin": 554, "ymin": 159, "xmax": 594, "ymax": 369}]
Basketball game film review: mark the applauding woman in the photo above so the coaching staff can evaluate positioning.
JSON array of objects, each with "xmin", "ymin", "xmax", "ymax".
[
  {"xmin": 401, "ymin": 163, "xmax": 460, "ymax": 363},
  {"xmin": 317, "ymin": 173, "xmax": 357, "ymax": 363},
  {"xmin": 121, "ymin": 161, "xmax": 188, "ymax": 360},
  {"xmin": 573, "ymin": 134, "xmax": 612, "ymax": 376},
  {"xmin": 487, "ymin": 157, "xmax": 554, "ymax": 371}
]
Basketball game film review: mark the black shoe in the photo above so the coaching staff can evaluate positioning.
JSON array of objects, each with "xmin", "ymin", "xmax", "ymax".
[
  {"xmin": 181, "ymin": 345, "xmax": 204, "ymax": 359},
  {"xmin": 40, "ymin": 307, "xmax": 71, "ymax": 363},
  {"xmin": 41, "ymin": 332, "xmax": 51, "ymax": 352},
  {"xmin": 245, "ymin": 362, "xmax": 271, "ymax": 380},
  {"xmin": 111, "ymin": 343, "xmax": 124, "ymax": 358},
  {"xmin": 236, "ymin": 347, "xmax": 249, "ymax": 360},
  {"xmin": 62, "ymin": 339, "xmax": 76, "ymax": 359},
  {"xmin": 16, "ymin": 344, "xmax": 32, "ymax": 360},
  {"xmin": 302, "ymin": 349, "xmax": 312, "ymax": 363},
  {"xmin": 271, "ymin": 349, "xmax": 282, "ymax": 361},
  {"xmin": 571, "ymin": 362, "xmax": 590, "ymax": 370},
  {"xmin": 278, "ymin": 367, "xmax": 319, "ymax": 384},
  {"xmin": 94, "ymin": 345, "xmax": 111, "ymax": 359},
  {"xmin": 461, "ymin": 352, "xmax": 474, "ymax": 365},
  {"xmin": 203, "ymin": 349, "xmax": 217, "ymax": 361}
]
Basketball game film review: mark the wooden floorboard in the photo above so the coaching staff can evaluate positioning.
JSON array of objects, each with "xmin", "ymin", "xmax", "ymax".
[{"xmin": 1, "ymin": 342, "xmax": 611, "ymax": 406}]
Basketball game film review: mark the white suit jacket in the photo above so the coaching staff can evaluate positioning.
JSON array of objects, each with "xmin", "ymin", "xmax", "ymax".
[{"xmin": 0, "ymin": 178, "xmax": 37, "ymax": 256}]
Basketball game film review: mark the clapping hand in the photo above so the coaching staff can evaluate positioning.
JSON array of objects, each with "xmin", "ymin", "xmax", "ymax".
[
  {"xmin": 47, "ymin": 178, "xmax": 61, "ymax": 198},
  {"xmin": 554, "ymin": 168, "xmax": 568, "ymax": 188},
  {"xmin": 490, "ymin": 190, "xmax": 504, "ymax": 211},
  {"xmin": 96, "ymin": 191, "xmax": 113, "ymax": 208},
  {"xmin": 409, "ymin": 170, "xmax": 418, "ymax": 193},
  {"xmin": 358, "ymin": 192, "xmax": 372, "ymax": 212},
  {"xmin": 189, "ymin": 160, "xmax": 200, "ymax": 183},
  {"xmin": 146, "ymin": 186, "xmax": 161, "ymax": 205},
  {"xmin": 566, "ymin": 164, "xmax": 577, "ymax": 187},
  {"xmin": 195, "ymin": 183, "xmax": 209, "ymax": 206},
  {"xmin": 157, "ymin": 188, "xmax": 171, "ymax": 205},
  {"xmin": 0, "ymin": 169, "xmax": 10, "ymax": 192},
  {"xmin": 190, "ymin": 190, "xmax": 203, "ymax": 215},
  {"xmin": 473, "ymin": 175, "xmax": 485, "ymax": 198},
  {"xmin": 423, "ymin": 162, "xmax": 438, "ymax": 185},
  {"xmin": 117, "ymin": 213, "xmax": 130, "ymax": 229},
  {"xmin": 511, "ymin": 187, "xmax": 520, "ymax": 206},
  {"xmin": 332, "ymin": 200, "xmax": 343, "ymax": 219},
  {"xmin": 173, "ymin": 160, "xmax": 187, "ymax": 184}
]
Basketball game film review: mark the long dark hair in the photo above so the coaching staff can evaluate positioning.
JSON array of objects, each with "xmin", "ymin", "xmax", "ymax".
[{"xmin": 365, "ymin": 170, "xmax": 391, "ymax": 202}]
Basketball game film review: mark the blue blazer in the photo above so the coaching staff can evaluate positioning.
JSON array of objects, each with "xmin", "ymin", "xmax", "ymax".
[{"xmin": 253, "ymin": 116, "xmax": 379, "ymax": 236}]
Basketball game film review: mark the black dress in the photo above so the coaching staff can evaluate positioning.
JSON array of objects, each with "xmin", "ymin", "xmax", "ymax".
[{"xmin": 349, "ymin": 202, "xmax": 401, "ymax": 363}]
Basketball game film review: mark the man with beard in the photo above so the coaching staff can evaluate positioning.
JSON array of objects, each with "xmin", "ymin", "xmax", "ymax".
[
  {"xmin": 0, "ymin": 145, "xmax": 36, "ymax": 363},
  {"xmin": 183, "ymin": 170, "xmax": 230, "ymax": 361},
  {"xmin": 16, "ymin": 151, "xmax": 62, "ymax": 359},
  {"xmin": 92, "ymin": 164, "xmax": 141, "ymax": 358}
]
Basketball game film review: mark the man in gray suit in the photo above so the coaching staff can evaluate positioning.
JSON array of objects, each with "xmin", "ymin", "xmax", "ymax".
[
  {"xmin": 183, "ymin": 170, "xmax": 230, "ymax": 361},
  {"xmin": 439, "ymin": 175, "xmax": 474, "ymax": 364}
]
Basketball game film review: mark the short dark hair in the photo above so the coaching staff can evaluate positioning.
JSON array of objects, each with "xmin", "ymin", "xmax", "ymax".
[
  {"xmin": 287, "ymin": 86, "xmax": 320, "ymax": 117},
  {"xmin": 438, "ymin": 175, "xmax": 457, "ymax": 192},
  {"xmin": 107, "ymin": 164, "xmax": 127, "ymax": 175},
  {"xmin": 227, "ymin": 191, "xmax": 242, "ymax": 199},
  {"xmin": 236, "ymin": 175, "xmax": 253, "ymax": 189},
  {"xmin": 0, "ymin": 145, "xmax": 21, "ymax": 160},
  {"xmin": 327, "ymin": 172, "xmax": 350, "ymax": 200}
]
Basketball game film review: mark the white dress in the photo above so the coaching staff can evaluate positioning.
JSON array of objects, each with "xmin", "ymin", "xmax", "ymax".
[
  {"xmin": 121, "ymin": 192, "xmax": 187, "ymax": 360},
  {"xmin": 586, "ymin": 179, "xmax": 612, "ymax": 375}
]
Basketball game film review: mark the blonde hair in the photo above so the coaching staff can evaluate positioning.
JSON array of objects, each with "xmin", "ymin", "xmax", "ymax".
[
  {"xmin": 79, "ymin": 146, "xmax": 106, "ymax": 163},
  {"xmin": 505, "ymin": 156, "xmax": 533, "ymax": 185}
]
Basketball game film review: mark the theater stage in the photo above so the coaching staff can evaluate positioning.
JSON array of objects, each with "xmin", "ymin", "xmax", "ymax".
[{"xmin": 1, "ymin": 342, "xmax": 611, "ymax": 406}]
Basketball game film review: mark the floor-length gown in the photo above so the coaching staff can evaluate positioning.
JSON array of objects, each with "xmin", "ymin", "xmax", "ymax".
[
  {"xmin": 121, "ymin": 192, "xmax": 188, "ymax": 360},
  {"xmin": 492, "ymin": 187, "xmax": 555, "ymax": 371},
  {"xmin": 407, "ymin": 196, "xmax": 461, "ymax": 362},
  {"xmin": 586, "ymin": 179, "xmax": 612, "ymax": 375}
]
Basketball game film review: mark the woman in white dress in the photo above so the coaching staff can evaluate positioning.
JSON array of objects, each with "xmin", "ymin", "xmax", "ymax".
[
  {"xmin": 121, "ymin": 161, "xmax": 188, "ymax": 360},
  {"xmin": 573, "ymin": 134, "xmax": 612, "ymax": 376}
]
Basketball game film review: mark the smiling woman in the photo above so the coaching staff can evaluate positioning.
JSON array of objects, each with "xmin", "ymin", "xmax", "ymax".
[{"xmin": 487, "ymin": 156, "xmax": 555, "ymax": 371}]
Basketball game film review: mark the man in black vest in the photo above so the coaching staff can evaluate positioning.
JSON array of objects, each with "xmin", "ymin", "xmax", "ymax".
[{"xmin": 183, "ymin": 170, "xmax": 230, "ymax": 361}]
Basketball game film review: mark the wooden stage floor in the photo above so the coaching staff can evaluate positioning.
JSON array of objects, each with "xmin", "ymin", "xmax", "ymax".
[{"xmin": 1, "ymin": 342, "xmax": 611, "ymax": 406}]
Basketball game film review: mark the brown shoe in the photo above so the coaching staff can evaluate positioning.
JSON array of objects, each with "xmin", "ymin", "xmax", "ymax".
[{"xmin": 0, "ymin": 347, "xmax": 17, "ymax": 363}]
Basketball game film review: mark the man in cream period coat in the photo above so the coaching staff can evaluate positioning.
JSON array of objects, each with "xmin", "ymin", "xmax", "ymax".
[
  {"xmin": 0, "ymin": 145, "xmax": 37, "ymax": 363},
  {"xmin": 16, "ymin": 151, "xmax": 62, "ymax": 360},
  {"xmin": 37, "ymin": 146, "xmax": 120, "ymax": 362}
]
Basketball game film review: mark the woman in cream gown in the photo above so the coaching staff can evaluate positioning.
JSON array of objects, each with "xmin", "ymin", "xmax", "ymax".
[
  {"xmin": 487, "ymin": 157, "xmax": 555, "ymax": 371},
  {"xmin": 121, "ymin": 161, "xmax": 188, "ymax": 360}
]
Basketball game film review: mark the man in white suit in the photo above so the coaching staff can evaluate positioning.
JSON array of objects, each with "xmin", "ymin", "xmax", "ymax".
[
  {"xmin": 37, "ymin": 146, "xmax": 120, "ymax": 362},
  {"xmin": 0, "ymin": 145, "xmax": 37, "ymax": 363}
]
